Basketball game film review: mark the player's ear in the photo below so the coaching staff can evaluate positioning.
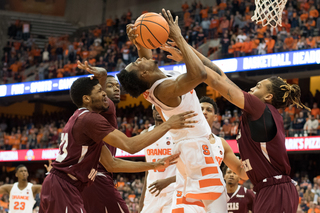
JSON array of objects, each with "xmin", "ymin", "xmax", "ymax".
[
  {"xmin": 82, "ymin": 95, "xmax": 91, "ymax": 105},
  {"xmin": 264, "ymin": 93, "xmax": 273, "ymax": 103}
]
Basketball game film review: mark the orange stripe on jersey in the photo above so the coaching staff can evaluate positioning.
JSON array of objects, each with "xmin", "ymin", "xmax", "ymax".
[
  {"xmin": 177, "ymin": 197, "xmax": 205, "ymax": 207},
  {"xmin": 201, "ymin": 167, "xmax": 219, "ymax": 176},
  {"xmin": 186, "ymin": 192, "xmax": 222, "ymax": 200},
  {"xmin": 205, "ymin": 157, "xmax": 214, "ymax": 164},
  {"xmin": 172, "ymin": 208, "xmax": 184, "ymax": 213},
  {"xmin": 199, "ymin": 178, "xmax": 223, "ymax": 188}
]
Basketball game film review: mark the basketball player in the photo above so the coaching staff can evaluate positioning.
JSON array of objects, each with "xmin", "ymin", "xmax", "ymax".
[
  {"xmin": 0, "ymin": 165, "xmax": 42, "ymax": 213},
  {"xmin": 148, "ymin": 97, "xmax": 248, "ymax": 212},
  {"xmin": 118, "ymin": 9, "xmax": 228, "ymax": 213},
  {"xmin": 139, "ymin": 105, "xmax": 176, "ymax": 213},
  {"xmin": 77, "ymin": 63, "xmax": 129, "ymax": 213},
  {"xmin": 160, "ymin": 33, "xmax": 307, "ymax": 213},
  {"xmin": 105, "ymin": 75, "xmax": 121, "ymax": 105},
  {"xmin": 39, "ymin": 76, "xmax": 196, "ymax": 213},
  {"xmin": 224, "ymin": 167, "xmax": 255, "ymax": 213}
]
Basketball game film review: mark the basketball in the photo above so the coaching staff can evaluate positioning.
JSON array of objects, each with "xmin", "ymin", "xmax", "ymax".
[{"xmin": 134, "ymin": 12, "xmax": 170, "ymax": 49}]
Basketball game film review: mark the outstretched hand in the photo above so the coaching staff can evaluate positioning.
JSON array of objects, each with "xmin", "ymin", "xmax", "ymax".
[
  {"xmin": 77, "ymin": 60, "xmax": 107, "ymax": 79},
  {"xmin": 160, "ymin": 42, "xmax": 183, "ymax": 62},
  {"xmin": 44, "ymin": 160, "xmax": 52, "ymax": 173},
  {"xmin": 154, "ymin": 153, "xmax": 180, "ymax": 171},
  {"xmin": 161, "ymin": 9, "xmax": 181, "ymax": 41},
  {"xmin": 167, "ymin": 111, "xmax": 198, "ymax": 129},
  {"xmin": 126, "ymin": 24, "xmax": 142, "ymax": 50}
]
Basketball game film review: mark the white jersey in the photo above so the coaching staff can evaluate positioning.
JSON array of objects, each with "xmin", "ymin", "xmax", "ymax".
[
  {"xmin": 211, "ymin": 134, "xmax": 225, "ymax": 166},
  {"xmin": 144, "ymin": 76, "xmax": 211, "ymax": 141},
  {"xmin": 144, "ymin": 125, "xmax": 176, "ymax": 194},
  {"xmin": 9, "ymin": 182, "xmax": 35, "ymax": 213}
]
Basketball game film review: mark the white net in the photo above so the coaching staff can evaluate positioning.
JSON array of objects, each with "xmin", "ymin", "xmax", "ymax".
[{"xmin": 251, "ymin": 0, "xmax": 287, "ymax": 27}]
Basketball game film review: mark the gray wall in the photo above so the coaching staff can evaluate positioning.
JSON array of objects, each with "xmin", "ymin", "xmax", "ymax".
[{"xmin": 65, "ymin": 0, "xmax": 216, "ymax": 27}]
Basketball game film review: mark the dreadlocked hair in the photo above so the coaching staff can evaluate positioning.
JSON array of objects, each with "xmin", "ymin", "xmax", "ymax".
[{"xmin": 267, "ymin": 76, "xmax": 310, "ymax": 110}]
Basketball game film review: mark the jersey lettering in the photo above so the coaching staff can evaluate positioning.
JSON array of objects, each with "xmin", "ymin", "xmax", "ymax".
[
  {"xmin": 215, "ymin": 156, "xmax": 223, "ymax": 166},
  {"xmin": 242, "ymin": 159, "xmax": 253, "ymax": 172},
  {"xmin": 12, "ymin": 195, "xmax": 29, "ymax": 200},
  {"xmin": 227, "ymin": 202, "xmax": 239, "ymax": 210},
  {"xmin": 56, "ymin": 133, "xmax": 68, "ymax": 162},
  {"xmin": 202, "ymin": 144, "xmax": 211, "ymax": 155},
  {"xmin": 146, "ymin": 148, "xmax": 171, "ymax": 156}
]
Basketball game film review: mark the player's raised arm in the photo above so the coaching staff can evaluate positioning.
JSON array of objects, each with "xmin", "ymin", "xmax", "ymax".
[
  {"xmin": 153, "ymin": 9, "xmax": 206, "ymax": 100},
  {"xmin": 126, "ymin": 24, "xmax": 152, "ymax": 59},
  {"xmin": 77, "ymin": 61, "xmax": 108, "ymax": 92},
  {"xmin": 99, "ymin": 145, "xmax": 179, "ymax": 173},
  {"xmin": 161, "ymin": 41, "xmax": 244, "ymax": 109},
  {"xmin": 103, "ymin": 110, "xmax": 197, "ymax": 154}
]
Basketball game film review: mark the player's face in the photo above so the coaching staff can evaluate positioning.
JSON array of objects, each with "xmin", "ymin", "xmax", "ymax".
[
  {"xmin": 153, "ymin": 108, "xmax": 163, "ymax": 122},
  {"xmin": 89, "ymin": 84, "xmax": 109, "ymax": 112},
  {"xmin": 106, "ymin": 77, "xmax": 120, "ymax": 104},
  {"xmin": 224, "ymin": 168, "xmax": 240, "ymax": 185},
  {"xmin": 16, "ymin": 167, "xmax": 28, "ymax": 181},
  {"xmin": 248, "ymin": 79, "xmax": 272, "ymax": 102},
  {"xmin": 125, "ymin": 57, "xmax": 158, "ymax": 75},
  {"xmin": 201, "ymin": 102, "xmax": 217, "ymax": 126}
]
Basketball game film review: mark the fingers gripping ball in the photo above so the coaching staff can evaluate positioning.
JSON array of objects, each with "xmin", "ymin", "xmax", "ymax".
[{"xmin": 134, "ymin": 12, "xmax": 170, "ymax": 49}]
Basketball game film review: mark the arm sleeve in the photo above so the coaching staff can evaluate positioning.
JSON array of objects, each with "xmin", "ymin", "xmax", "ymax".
[
  {"xmin": 242, "ymin": 91, "xmax": 267, "ymax": 121},
  {"xmin": 82, "ymin": 113, "xmax": 116, "ymax": 143}
]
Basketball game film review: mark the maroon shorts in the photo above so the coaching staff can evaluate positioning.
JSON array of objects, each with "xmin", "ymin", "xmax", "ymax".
[
  {"xmin": 39, "ymin": 173, "xmax": 86, "ymax": 213},
  {"xmin": 254, "ymin": 181, "xmax": 298, "ymax": 213},
  {"xmin": 81, "ymin": 173, "xmax": 129, "ymax": 213}
]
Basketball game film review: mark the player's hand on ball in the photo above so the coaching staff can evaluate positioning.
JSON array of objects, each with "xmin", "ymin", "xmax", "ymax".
[
  {"xmin": 148, "ymin": 178, "xmax": 174, "ymax": 196},
  {"xmin": 160, "ymin": 43, "xmax": 183, "ymax": 62},
  {"xmin": 161, "ymin": 9, "xmax": 181, "ymax": 40},
  {"xmin": 154, "ymin": 153, "xmax": 180, "ymax": 171},
  {"xmin": 126, "ymin": 24, "xmax": 142, "ymax": 50},
  {"xmin": 167, "ymin": 111, "xmax": 198, "ymax": 129},
  {"xmin": 77, "ymin": 60, "xmax": 107, "ymax": 79}
]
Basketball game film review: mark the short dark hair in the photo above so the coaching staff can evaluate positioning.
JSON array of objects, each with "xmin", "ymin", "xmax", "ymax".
[
  {"xmin": 107, "ymin": 75, "xmax": 115, "ymax": 78},
  {"xmin": 70, "ymin": 77, "xmax": 99, "ymax": 108},
  {"xmin": 15, "ymin": 165, "xmax": 26, "ymax": 174},
  {"xmin": 117, "ymin": 69, "xmax": 150, "ymax": 98},
  {"xmin": 267, "ymin": 76, "xmax": 310, "ymax": 110},
  {"xmin": 199, "ymin": 96, "xmax": 219, "ymax": 115}
]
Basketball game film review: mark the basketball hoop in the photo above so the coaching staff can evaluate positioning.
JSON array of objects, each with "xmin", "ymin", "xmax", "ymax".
[{"xmin": 251, "ymin": 0, "xmax": 287, "ymax": 27}]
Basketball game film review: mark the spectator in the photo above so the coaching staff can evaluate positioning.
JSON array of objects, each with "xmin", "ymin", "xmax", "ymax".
[
  {"xmin": 304, "ymin": 114, "xmax": 319, "ymax": 136},
  {"xmin": 222, "ymin": 119, "xmax": 232, "ymax": 139}
]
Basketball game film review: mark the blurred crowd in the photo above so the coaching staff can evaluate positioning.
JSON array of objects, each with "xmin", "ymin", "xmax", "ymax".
[{"xmin": 2, "ymin": 0, "xmax": 320, "ymax": 84}]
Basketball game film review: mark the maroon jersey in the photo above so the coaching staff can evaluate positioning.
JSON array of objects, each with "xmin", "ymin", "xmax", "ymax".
[
  {"xmin": 98, "ymin": 99, "xmax": 117, "ymax": 173},
  {"xmin": 227, "ymin": 186, "xmax": 255, "ymax": 213},
  {"xmin": 237, "ymin": 91, "xmax": 291, "ymax": 186},
  {"xmin": 52, "ymin": 108, "xmax": 116, "ymax": 187}
]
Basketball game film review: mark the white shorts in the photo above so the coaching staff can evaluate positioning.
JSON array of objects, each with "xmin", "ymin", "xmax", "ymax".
[
  {"xmin": 141, "ymin": 190, "xmax": 174, "ymax": 213},
  {"xmin": 173, "ymin": 137, "xmax": 225, "ymax": 200}
]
